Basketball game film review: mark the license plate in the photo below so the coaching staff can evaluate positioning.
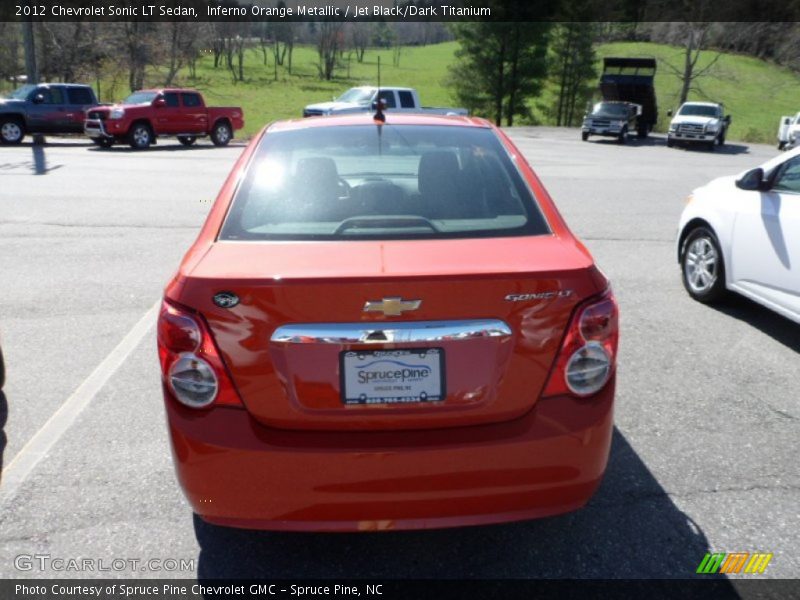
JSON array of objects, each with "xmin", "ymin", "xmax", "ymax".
[{"xmin": 340, "ymin": 348, "xmax": 445, "ymax": 405}]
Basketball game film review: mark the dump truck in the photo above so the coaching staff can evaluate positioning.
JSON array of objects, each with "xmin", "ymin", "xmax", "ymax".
[{"xmin": 598, "ymin": 57, "xmax": 658, "ymax": 138}]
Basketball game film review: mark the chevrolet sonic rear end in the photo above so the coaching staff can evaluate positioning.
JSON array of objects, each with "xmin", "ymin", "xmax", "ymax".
[{"xmin": 159, "ymin": 114, "xmax": 618, "ymax": 531}]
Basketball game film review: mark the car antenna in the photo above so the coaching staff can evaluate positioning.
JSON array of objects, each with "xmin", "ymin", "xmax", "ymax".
[{"xmin": 374, "ymin": 56, "xmax": 386, "ymax": 124}]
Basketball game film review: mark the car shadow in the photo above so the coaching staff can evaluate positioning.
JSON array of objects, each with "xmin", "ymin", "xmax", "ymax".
[
  {"xmin": 711, "ymin": 295, "xmax": 800, "ymax": 353},
  {"xmin": 89, "ymin": 144, "xmax": 231, "ymax": 154},
  {"xmin": 589, "ymin": 135, "xmax": 664, "ymax": 147},
  {"xmin": 193, "ymin": 429, "xmax": 730, "ymax": 580},
  {"xmin": 669, "ymin": 142, "xmax": 750, "ymax": 155},
  {"xmin": 12, "ymin": 138, "xmax": 92, "ymax": 148},
  {"xmin": 589, "ymin": 136, "xmax": 749, "ymax": 154}
]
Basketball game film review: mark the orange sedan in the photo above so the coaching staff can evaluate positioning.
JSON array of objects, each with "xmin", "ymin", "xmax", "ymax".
[{"xmin": 158, "ymin": 114, "xmax": 618, "ymax": 531}]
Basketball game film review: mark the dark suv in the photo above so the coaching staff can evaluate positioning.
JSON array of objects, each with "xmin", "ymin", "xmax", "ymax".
[
  {"xmin": 581, "ymin": 101, "xmax": 642, "ymax": 144},
  {"xmin": 0, "ymin": 83, "xmax": 99, "ymax": 144}
]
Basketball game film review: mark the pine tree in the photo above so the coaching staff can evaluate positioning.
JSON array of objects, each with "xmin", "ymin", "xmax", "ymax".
[
  {"xmin": 447, "ymin": 21, "xmax": 551, "ymax": 126},
  {"xmin": 549, "ymin": 22, "xmax": 598, "ymax": 127}
]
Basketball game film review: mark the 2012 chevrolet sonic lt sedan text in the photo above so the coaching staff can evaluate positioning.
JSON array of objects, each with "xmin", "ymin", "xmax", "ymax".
[{"xmin": 158, "ymin": 114, "xmax": 619, "ymax": 531}]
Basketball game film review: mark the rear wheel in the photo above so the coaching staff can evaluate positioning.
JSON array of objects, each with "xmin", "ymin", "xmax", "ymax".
[
  {"xmin": 128, "ymin": 123, "xmax": 153, "ymax": 149},
  {"xmin": 0, "ymin": 118, "xmax": 25, "ymax": 145},
  {"xmin": 681, "ymin": 227, "xmax": 727, "ymax": 303},
  {"xmin": 210, "ymin": 122, "xmax": 232, "ymax": 146},
  {"xmin": 178, "ymin": 136, "xmax": 197, "ymax": 147},
  {"xmin": 581, "ymin": 131, "xmax": 589, "ymax": 141},
  {"xmin": 637, "ymin": 125, "xmax": 648, "ymax": 138}
]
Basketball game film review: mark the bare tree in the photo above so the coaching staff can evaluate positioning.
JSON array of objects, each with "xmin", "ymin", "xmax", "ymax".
[
  {"xmin": 0, "ymin": 23, "xmax": 23, "ymax": 90},
  {"xmin": 662, "ymin": 23, "xmax": 723, "ymax": 105},
  {"xmin": 121, "ymin": 21, "xmax": 154, "ymax": 91},
  {"xmin": 161, "ymin": 22, "xmax": 200, "ymax": 86},
  {"xmin": 316, "ymin": 21, "xmax": 344, "ymax": 80},
  {"xmin": 350, "ymin": 22, "xmax": 372, "ymax": 63}
]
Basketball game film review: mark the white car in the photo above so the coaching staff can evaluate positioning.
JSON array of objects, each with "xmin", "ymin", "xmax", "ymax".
[{"xmin": 677, "ymin": 148, "xmax": 800, "ymax": 323}]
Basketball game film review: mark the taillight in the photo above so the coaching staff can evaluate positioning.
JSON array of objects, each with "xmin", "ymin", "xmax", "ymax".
[
  {"xmin": 157, "ymin": 299, "xmax": 243, "ymax": 409},
  {"xmin": 542, "ymin": 290, "xmax": 619, "ymax": 398}
]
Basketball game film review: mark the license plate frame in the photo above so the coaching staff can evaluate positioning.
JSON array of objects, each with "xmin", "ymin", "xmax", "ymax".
[{"xmin": 340, "ymin": 348, "xmax": 446, "ymax": 405}]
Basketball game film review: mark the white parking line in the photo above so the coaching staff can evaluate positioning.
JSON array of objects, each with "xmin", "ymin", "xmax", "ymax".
[{"xmin": 0, "ymin": 300, "xmax": 160, "ymax": 506}]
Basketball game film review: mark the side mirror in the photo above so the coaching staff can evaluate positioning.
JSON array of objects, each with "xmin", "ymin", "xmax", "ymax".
[
  {"xmin": 724, "ymin": 115, "xmax": 731, "ymax": 124},
  {"xmin": 667, "ymin": 109, "xmax": 673, "ymax": 117},
  {"xmin": 735, "ymin": 168, "xmax": 767, "ymax": 191},
  {"xmin": 154, "ymin": 98, "xmax": 166, "ymax": 108},
  {"xmin": 33, "ymin": 93, "xmax": 45, "ymax": 104},
  {"xmin": 785, "ymin": 117, "xmax": 792, "ymax": 125}
]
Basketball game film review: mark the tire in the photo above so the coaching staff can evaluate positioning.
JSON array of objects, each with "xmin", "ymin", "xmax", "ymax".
[
  {"xmin": 0, "ymin": 118, "xmax": 25, "ymax": 145},
  {"xmin": 178, "ymin": 136, "xmax": 197, "ymax": 146},
  {"xmin": 718, "ymin": 131, "xmax": 726, "ymax": 146},
  {"xmin": 617, "ymin": 126, "xmax": 628, "ymax": 144},
  {"xmin": 637, "ymin": 125, "xmax": 648, "ymax": 139},
  {"xmin": 210, "ymin": 121, "xmax": 232, "ymax": 146},
  {"xmin": 91, "ymin": 137, "xmax": 114, "ymax": 148},
  {"xmin": 666, "ymin": 136, "xmax": 675, "ymax": 148},
  {"xmin": 128, "ymin": 122, "xmax": 153, "ymax": 149},
  {"xmin": 581, "ymin": 131, "xmax": 589, "ymax": 141},
  {"xmin": 680, "ymin": 227, "xmax": 727, "ymax": 303},
  {"xmin": 778, "ymin": 142, "xmax": 785, "ymax": 150}
]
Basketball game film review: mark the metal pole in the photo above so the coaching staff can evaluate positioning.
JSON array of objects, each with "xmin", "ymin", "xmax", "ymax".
[
  {"xmin": 21, "ymin": 13, "xmax": 45, "ymax": 144},
  {"xmin": 22, "ymin": 18, "xmax": 38, "ymax": 85}
]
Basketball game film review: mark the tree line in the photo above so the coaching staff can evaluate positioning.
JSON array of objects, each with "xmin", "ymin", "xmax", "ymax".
[
  {"xmin": 1, "ymin": 19, "xmax": 799, "ymax": 127},
  {"xmin": 0, "ymin": 20, "xmax": 451, "ymax": 99}
]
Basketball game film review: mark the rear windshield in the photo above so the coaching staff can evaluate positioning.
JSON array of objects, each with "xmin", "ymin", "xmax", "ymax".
[{"xmin": 220, "ymin": 125, "xmax": 549, "ymax": 241}]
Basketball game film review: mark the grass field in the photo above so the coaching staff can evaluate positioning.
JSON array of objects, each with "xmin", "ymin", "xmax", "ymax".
[
  {"xmin": 126, "ymin": 43, "xmax": 461, "ymax": 138},
  {"xmin": 5, "ymin": 39, "xmax": 799, "ymax": 143}
]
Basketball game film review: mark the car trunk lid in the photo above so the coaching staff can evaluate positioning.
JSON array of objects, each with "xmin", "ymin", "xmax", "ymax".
[{"xmin": 173, "ymin": 236, "xmax": 604, "ymax": 431}]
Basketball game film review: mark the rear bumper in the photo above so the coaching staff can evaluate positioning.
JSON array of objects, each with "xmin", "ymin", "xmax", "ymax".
[{"xmin": 165, "ymin": 380, "xmax": 615, "ymax": 531}]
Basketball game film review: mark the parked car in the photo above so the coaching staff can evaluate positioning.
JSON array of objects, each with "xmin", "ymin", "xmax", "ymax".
[
  {"xmin": 777, "ymin": 112, "xmax": 800, "ymax": 150},
  {"xmin": 84, "ymin": 88, "xmax": 244, "ymax": 149},
  {"xmin": 581, "ymin": 101, "xmax": 642, "ymax": 143},
  {"xmin": 667, "ymin": 102, "xmax": 731, "ymax": 150},
  {"xmin": 0, "ymin": 83, "xmax": 99, "ymax": 144},
  {"xmin": 158, "ymin": 113, "xmax": 619, "ymax": 531},
  {"xmin": 677, "ymin": 147, "xmax": 800, "ymax": 323},
  {"xmin": 598, "ymin": 57, "xmax": 658, "ymax": 138},
  {"xmin": 303, "ymin": 86, "xmax": 468, "ymax": 118}
]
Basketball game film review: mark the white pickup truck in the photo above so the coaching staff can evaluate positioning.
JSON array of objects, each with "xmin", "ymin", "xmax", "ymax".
[
  {"xmin": 777, "ymin": 112, "xmax": 800, "ymax": 150},
  {"xmin": 303, "ymin": 86, "xmax": 468, "ymax": 118},
  {"xmin": 666, "ymin": 101, "xmax": 731, "ymax": 150}
]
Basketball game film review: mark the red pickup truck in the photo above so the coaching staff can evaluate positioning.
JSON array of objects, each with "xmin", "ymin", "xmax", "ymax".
[{"xmin": 84, "ymin": 88, "xmax": 244, "ymax": 149}]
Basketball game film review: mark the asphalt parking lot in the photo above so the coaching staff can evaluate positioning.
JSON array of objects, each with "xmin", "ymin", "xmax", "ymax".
[{"xmin": 0, "ymin": 130, "xmax": 797, "ymax": 580}]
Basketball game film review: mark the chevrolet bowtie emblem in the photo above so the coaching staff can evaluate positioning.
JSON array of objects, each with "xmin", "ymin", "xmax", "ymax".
[{"xmin": 363, "ymin": 297, "xmax": 421, "ymax": 317}]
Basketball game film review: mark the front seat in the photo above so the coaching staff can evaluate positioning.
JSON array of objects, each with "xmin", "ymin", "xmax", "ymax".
[
  {"xmin": 417, "ymin": 150, "xmax": 468, "ymax": 219},
  {"xmin": 291, "ymin": 156, "xmax": 343, "ymax": 220}
]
